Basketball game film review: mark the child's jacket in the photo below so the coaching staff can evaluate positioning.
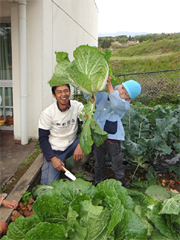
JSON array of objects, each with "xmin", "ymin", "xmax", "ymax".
[{"xmin": 84, "ymin": 90, "xmax": 130, "ymax": 140}]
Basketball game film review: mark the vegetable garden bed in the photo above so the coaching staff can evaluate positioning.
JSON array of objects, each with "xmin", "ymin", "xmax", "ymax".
[
  {"xmin": 2, "ymin": 103, "xmax": 180, "ymax": 239},
  {"xmin": 2, "ymin": 175, "xmax": 180, "ymax": 240}
]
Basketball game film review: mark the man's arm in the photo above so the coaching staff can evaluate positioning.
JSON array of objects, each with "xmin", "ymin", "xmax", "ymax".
[
  {"xmin": 38, "ymin": 128, "xmax": 55, "ymax": 161},
  {"xmin": 38, "ymin": 128, "xmax": 65, "ymax": 170}
]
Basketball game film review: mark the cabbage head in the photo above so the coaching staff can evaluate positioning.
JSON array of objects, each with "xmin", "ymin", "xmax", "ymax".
[{"xmin": 48, "ymin": 45, "xmax": 109, "ymax": 94}]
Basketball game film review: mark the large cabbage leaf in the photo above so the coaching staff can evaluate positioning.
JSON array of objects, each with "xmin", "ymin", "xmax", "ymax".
[{"xmin": 48, "ymin": 51, "xmax": 75, "ymax": 88}]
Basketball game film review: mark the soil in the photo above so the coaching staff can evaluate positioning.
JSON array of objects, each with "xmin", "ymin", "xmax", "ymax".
[
  {"xmin": 11, "ymin": 198, "xmax": 35, "ymax": 221},
  {"xmin": 2, "ymin": 164, "xmax": 34, "ymax": 194}
]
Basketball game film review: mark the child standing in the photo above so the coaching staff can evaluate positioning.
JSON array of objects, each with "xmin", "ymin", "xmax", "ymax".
[{"xmin": 84, "ymin": 78, "xmax": 141, "ymax": 187}]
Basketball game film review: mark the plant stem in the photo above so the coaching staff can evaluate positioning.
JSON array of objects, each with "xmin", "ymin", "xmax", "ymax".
[
  {"xmin": 131, "ymin": 163, "xmax": 141, "ymax": 182},
  {"xmin": 138, "ymin": 121, "xmax": 143, "ymax": 138}
]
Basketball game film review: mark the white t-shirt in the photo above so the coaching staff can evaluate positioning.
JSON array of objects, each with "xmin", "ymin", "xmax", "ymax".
[{"xmin": 38, "ymin": 100, "xmax": 84, "ymax": 151}]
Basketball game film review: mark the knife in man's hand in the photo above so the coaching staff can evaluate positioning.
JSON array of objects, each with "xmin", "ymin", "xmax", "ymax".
[{"xmin": 61, "ymin": 166, "xmax": 76, "ymax": 181}]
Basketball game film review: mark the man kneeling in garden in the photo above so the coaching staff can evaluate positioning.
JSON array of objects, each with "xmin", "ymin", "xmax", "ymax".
[{"xmin": 38, "ymin": 84, "xmax": 84, "ymax": 185}]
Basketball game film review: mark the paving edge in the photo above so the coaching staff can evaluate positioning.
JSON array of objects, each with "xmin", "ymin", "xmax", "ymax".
[{"xmin": 0, "ymin": 153, "xmax": 43, "ymax": 223}]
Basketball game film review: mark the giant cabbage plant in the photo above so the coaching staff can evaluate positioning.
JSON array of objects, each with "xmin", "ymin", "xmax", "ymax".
[
  {"xmin": 2, "ymin": 179, "xmax": 180, "ymax": 240},
  {"xmin": 48, "ymin": 45, "xmax": 113, "ymax": 154}
]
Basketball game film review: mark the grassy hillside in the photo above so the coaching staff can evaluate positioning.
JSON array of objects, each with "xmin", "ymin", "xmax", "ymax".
[
  {"xmin": 107, "ymin": 36, "xmax": 180, "ymax": 74},
  {"xmin": 111, "ymin": 52, "xmax": 180, "ymax": 74},
  {"xmin": 100, "ymin": 34, "xmax": 180, "ymax": 105}
]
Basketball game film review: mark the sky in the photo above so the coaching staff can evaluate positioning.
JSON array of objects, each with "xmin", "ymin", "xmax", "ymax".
[{"xmin": 95, "ymin": 0, "xmax": 180, "ymax": 36}]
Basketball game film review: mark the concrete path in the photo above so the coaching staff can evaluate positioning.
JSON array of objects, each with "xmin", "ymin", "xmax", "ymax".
[
  {"xmin": 0, "ymin": 130, "xmax": 37, "ymax": 187},
  {"xmin": 0, "ymin": 154, "xmax": 43, "ymax": 223},
  {"xmin": 0, "ymin": 130, "xmax": 44, "ymax": 223}
]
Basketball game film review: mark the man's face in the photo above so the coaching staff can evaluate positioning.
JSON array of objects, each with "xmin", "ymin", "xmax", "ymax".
[
  {"xmin": 53, "ymin": 85, "xmax": 70, "ymax": 109},
  {"xmin": 116, "ymin": 84, "xmax": 131, "ymax": 101}
]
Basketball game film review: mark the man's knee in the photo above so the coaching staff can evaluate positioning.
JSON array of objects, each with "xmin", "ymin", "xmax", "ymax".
[{"xmin": 41, "ymin": 159, "xmax": 60, "ymax": 185}]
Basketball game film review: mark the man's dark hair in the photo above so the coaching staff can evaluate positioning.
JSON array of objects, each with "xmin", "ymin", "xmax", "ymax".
[{"xmin": 52, "ymin": 84, "xmax": 70, "ymax": 95}]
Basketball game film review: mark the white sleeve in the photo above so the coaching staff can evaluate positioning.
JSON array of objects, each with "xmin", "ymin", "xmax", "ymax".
[{"xmin": 38, "ymin": 110, "xmax": 52, "ymax": 130}]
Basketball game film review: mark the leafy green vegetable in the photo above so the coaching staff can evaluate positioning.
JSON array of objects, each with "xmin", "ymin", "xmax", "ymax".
[
  {"xmin": 4, "ymin": 215, "xmax": 40, "ymax": 240},
  {"xmin": 25, "ymin": 222, "xmax": 66, "ymax": 240},
  {"xmin": 79, "ymin": 117, "xmax": 94, "ymax": 155},
  {"xmin": 149, "ymin": 201, "xmax": 180, "ymax": 239},
  {"xmin": 90, "ymin": 119, "xmax": 108, "ymax": 147},
  {"xmin": 159, "ymin": 194, "xmax": 180, "ymax": 215},
  {"xmin": 121, "ymin": 105, "xmax": 180, "ymax": 176},
  {"xmin": 32, "ymin": 185, "xmax": 53, "ymax": 199},
  {"xmin": 3, "ymin": 179, "xmax": 180, "ymax": 240},
  {"xmin": 145, "ymin": 185, "xmax": 176, "ymax": 201},
  {"xmin": 48, "ymin": 45, "xmax": 109, "ymax": 94},
  {"xmin": 48, "ymin": 45, "xmax": 111, "ymax": 154}
]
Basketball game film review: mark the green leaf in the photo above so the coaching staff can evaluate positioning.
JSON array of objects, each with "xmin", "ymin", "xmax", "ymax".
[
  {"xmin": 150, "ymin": 202, "xmax": 179, "ymax": 239},
  {"xmin": 148, "ymin": 135, "xmax": 162, "ymax": 148},
  {"xmin": 150, "ymin": 229, "xmax": 171, "ymax": 240},
  {"xmin": 127, "ymin": 189, "xmax": 156, "ymax": 208},
  {"xmin": 25, "ymin": 222, "xmax": 66, "ymax": 240},
  {"xmin": 115, "ymin": 209, "xmax": 148, "ymax": 240},
  {"xmin": 104, "ymin": 48, "xmax": 112, "ymax": 64},
  {"xmin": 173, "ymin": 141, "xmax": 180, "ymax": 152},
  {"xmin": 66, "ymin": 206, "xmax": 79, "ymax": 232},
  {"xmin": 6, "ymin": 215, "xmax": 40, "ymax": 240},
  {"xmin": 32, "ymin": 193, "xmax": 68, "ymax": 223},
  {"xmin": 106, "ymin": 201, "xmax": 124, "ymax": 236},
  {"xmin": 156, "ymin": 116, "xmax": 178, "ymax": 139},
  {"xmin": 32, "ymin": 185, "xmax": 53, "ymax": 199},
  {"xmin": 55, "ymin": 51, "xmax": 69, "ymax": 63},
  {"xmin": 48, "ymin": 52, "xmax": 75, "ymax": 87},
  {"xmin": 96, "ymin": 179, "xmax": 135, "ymax": 211},
  {"xmin": 79, "ymin": 200, "xmax": 110, "ymax": 240},
  {"xmin": 154, "ymin": 139, "xmax": 172, "ymax": 155},
  {"xmin": 159, "ymin": 194, "xmax": 180, "ymax": 215},
  {"xmin": 53, "ymin": 179, "xmax": 96, "ymax": 205},
  {"xmin": 145, "ymin": 185, "xmax": 176, "ymax": 201},
  {"xmin": 80, "ymin": 118, "xmax": 94, "ymax": 154},
  {"xmin": 124, "ymin": 138, "xmax": 147, "ymax": 156},
  {"xmin": 80, "ymin": 97, "xmax": 96, "ymax": 118},
  {"xmin": 90, "ymin": 119, "xmax": 108, "ymax": 147}
]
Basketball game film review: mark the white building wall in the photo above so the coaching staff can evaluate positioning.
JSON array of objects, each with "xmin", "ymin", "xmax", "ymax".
[
  {"xmin": 27, "ymin": 0, "xmax": 44, "ymax": 140},
  {"xmin": 9, "ymin": 0, "xmax": 98, "ymax": 141}
]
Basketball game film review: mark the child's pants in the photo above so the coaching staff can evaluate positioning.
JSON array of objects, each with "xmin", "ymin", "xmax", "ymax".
[{"xmin": 94, "ymin": 140, "xmax": 126, "ymax": 186}]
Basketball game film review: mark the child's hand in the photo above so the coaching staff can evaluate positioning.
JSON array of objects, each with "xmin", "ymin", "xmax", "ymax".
[
  {"xmin": 106, "ymin": 77, "xmax": 111, "ymax": 87},
  {"xmin": 106, "ymin": 77, "xmax": 114, "ymax": 94},
  {"xmin": 2, "ymin": 199, "xmax": 18, "ymax": 209}
]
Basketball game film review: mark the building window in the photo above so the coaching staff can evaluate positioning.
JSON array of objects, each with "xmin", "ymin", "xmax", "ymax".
[
  {"xmin": 0, "ymin": 22, "xmax": 13, "ymax": 126},
  {"xmin": 0, "ymin": 22, "xmax": 12, "ymax": 80}
]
